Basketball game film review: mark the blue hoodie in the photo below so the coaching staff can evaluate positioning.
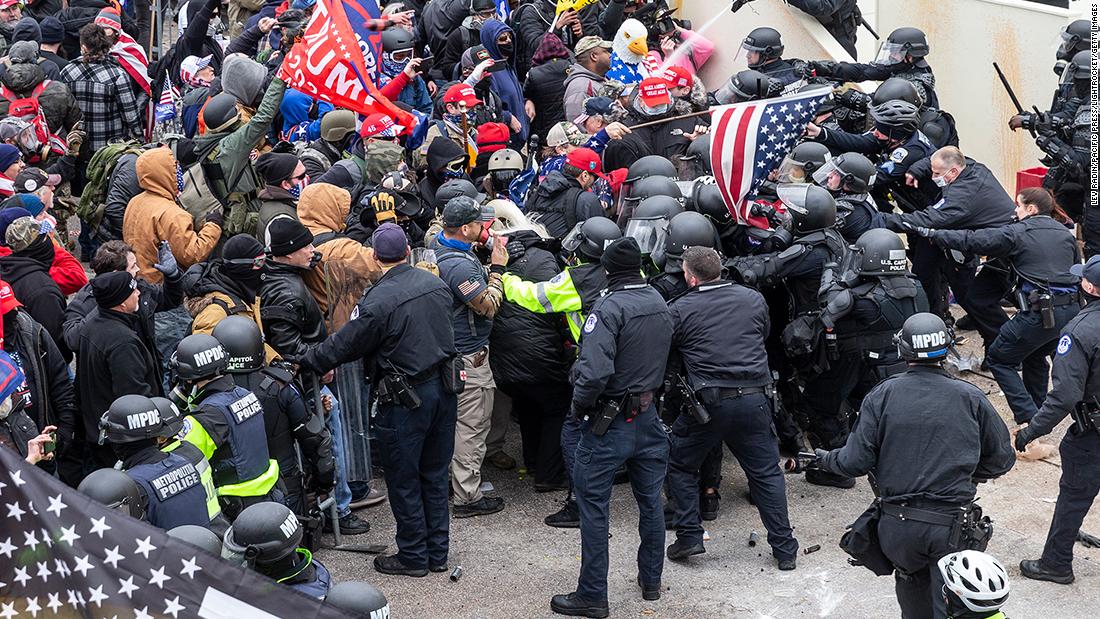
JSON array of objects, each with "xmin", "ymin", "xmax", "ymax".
[
  {"xmin": 480, "ymin": 19, "xmax": 529, "ymax": 143},
  {"xmin": 280, "ymin": 89, "xmax": 334, "ymax": 142}
]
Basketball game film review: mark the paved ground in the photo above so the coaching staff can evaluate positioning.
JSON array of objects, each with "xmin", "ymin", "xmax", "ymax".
[{"xmin": 318, "ymin": 337, "xmax": 1100, "ymax": 618}]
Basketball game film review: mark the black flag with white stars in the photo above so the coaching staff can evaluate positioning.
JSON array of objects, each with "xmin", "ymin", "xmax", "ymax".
[{"xmin": 0, "ymin": 447, "xmax": 353, "ymax": 618}]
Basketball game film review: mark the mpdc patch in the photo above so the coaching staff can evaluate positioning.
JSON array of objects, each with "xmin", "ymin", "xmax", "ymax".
[
  {"xmin": 1056, "ymin": 335, "xmax": 1072, "ymax": 356},
  {"xmin": 583, "ymin": 314, "xmax": 598, "ymax": 334}
]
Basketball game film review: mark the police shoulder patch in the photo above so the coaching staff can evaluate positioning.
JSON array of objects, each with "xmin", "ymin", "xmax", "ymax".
[
  {"xmin": 889, "ymin": 148, "xmax": 908, "ymax": 163},
  {"xmin": 583, "ymin": 313, "xmax": 598, "ymax": 334},
  {"xmin": 1057, "ymin": 334, "xmax": 1073, "ymax": 355},
  {"xmin": 176, "ymin": 418, "xmax": 192, "ymax": 440},
  {"xmin": 550, "ymin": 272, "xmax": 568, "ymax": 284},
  {"xmin": 931, "ymin": 198, "xmax": 946, "ymax": 210}
]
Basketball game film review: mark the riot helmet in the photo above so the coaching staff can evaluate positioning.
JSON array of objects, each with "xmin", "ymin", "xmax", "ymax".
[
  {"xmin": 1056, "ymin": 19, "xmax": 1091, "ymax": 62},
  {"xmin": 682, "ymin": 133, "xmax": 712, "ymax": 174},
  {"xmin": 871, "ymin": 77, "xmax": 923, "ymax": 107},
  {"xmin": 625, "ymin": 155, "xmax": 677, "ymax": 183},
  {"xmin": 715, "ymin": 69, "xmax": 780, "ymax": 104},
  {"xmin": 212, "ymin": 316, "xmax": 265, "ymax": 374},
  {"xmin": 693, "ymin": 183, "xmax": 733, "ymax": 229},
  {"xmin": 561, "ymin": 216, "xmax": 622, "ymax": 261},
  {"xmin": 663, "ymin": 211, "xmax": 717, "ymax": 273},
  {"xmin": 896, "ymin": 312, "xmax": 950, "ymax": 361},
  {"xmin": 78, "ymin": 468, "xmax": 145, "ymax": 520},
  {"xmin": 170, "ymin": 334, "xmax": 229, "ymax": 382},
  {"xmin": 627, "ymin": 176, "xmax": 683, "ymax": 203},
  {"xmin": 875, "ymin": 27, "xmax": 929, "ymax": 65},
  {"xmin": 98, "ymin": 394, "xmax": 183, "ymax": 445},
  {"xmin": 625, "ymin": 195, "xmax": 683, "ymax": 265},
  {"xmin": 222, "ymin": 501, "xmax": 302, "ymax": 567},
  {"xmin": 1060, "ymin": 50, "xmax": 1091, "ymax": 86},
  {"xmin": 854, "ymin": 228, "xmax": 907, "ymax": 276},
  {"xmin": 777, "ymin": 183, "xmax": 836, "ymax": 234},
  {"xmin": 202, "ymin": 93, "xmax": 242, "ymax": 133},
  {"xmin": 813, "ymin": 152, "xmax": 877, "ymax": 194},
  {"xmin": 168, "ymin": 524, "xmax": 224, "ymax": 556},
  {"xmin": 436, "ymin": 178, "xmax": 482, "ymax": 205},
  {"xmin": 775, "ymin": 141, "xmax": 831, "ymax": 184},
  {"xmin": 871, "ymin": 100, "xmax": 920, "ymax": 139},
  {"xmin": 325, "ymin": 581, "xmax": 391, "ymax": 617},
  {"xmin": 740, "ymin": 27, "xmax": 783, "ymax": 68}
]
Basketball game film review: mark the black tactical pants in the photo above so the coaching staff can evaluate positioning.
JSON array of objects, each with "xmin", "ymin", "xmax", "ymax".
[
  {"xmin": 1041, "ymin": 430, "xmax": 1100, "ymax": 571},
  {"xmin": 911, "ymin": 240, "xmax": 1008, "ymax": 349},
  {"xmin": 878, "ymin": 506, "xmax": 960, "ymax": 619},
  {"xmin": 800, "ymin": 348, "xmax": 891, "ymax": 449}
]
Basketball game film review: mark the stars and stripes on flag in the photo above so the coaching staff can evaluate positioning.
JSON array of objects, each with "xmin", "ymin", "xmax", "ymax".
[
  {"xmin": 111, "ymin": 34, "xmax": 152, "ymax": 96},
  {"xmin": 155, "ymin": 79, "xmax": 180, "ymax": 124},
  {"xmin": 710, "ymin": 86, "xmax": 831, "ymax": 225},
  {"xmin": 0, "ymin": 447, "xmax": 352, "ymax": 619}
]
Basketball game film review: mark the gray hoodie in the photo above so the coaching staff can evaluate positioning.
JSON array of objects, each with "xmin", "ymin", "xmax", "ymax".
[{"xmin": 562, "ymin": 63, "xmax": 606, "ymax": 123}]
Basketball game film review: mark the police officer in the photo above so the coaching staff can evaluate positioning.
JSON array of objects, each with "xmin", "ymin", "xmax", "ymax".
[
  {"xmin": 502, "ymin": 216, "xmax": 622, "ymax": 528},
  {"xmin": 831, "ymin": 78, "xmax": 958, "ymax": 149},
  {"xmin": 712, "ymin": 69, "xmax": 781, "ymax": 105},
  {"xmin": 738, "ymin": 27, "xmax": 800, "ymax": 86},
  {"xmin": 808, "ymin": 26, "xmax": 939, "ymax": 109},
  {"xmin": 806, "ymin": 229, "xmax": 927, "ymax": 488},
  {"xmin": 617, "ymin": 155, "xmax": 678, "ymax": 216},
  {"xmin": 171, "ymin": 334, "xmax": 281, "ymax": 520},
  {"xmin": 816, "ymin": 312, "xmax": 1015, "ymax": 618},
  {"xmin": 298, "ymin": 223, "xmax": 458, "ymax": 578},
  {"xmin": 167, "ymin": 524, "xmax": 224, "ymax": 556},
  {"xmin": 551, "ymin": 238, "xmax": 673, "ymax": 618},
  {"xmin": 1009, "ymin": 19, "xmax": 1091, "ymax": 134},
  {"xmin": 212, "ymin": 316, "xmax": 335, "ymax": 515},
  {"xmin": 77, "ymin": 468, "xmax": 145, "ymax": 519},
  {"xmin": 222, "ymin": 502, "xmax": 331, "ymax": 598},
  {"xmin": 324, "ymin": 581, "xmax": 391, "ymax": 617},
  {"xmin": 665, "ymin": 246, "xmax": 798, "ymax": 569},
  {"xmin": 99, "ymin": 394, "xmax": 229, "ymax": 533},
  {"xmin": 1015, "ymin": 255, "xmax": 1100, "ymax": 585},
  {"xmin": 928, "ymin": 188, "xmax": 1080, "ymax": 425},
  {"xmin": 618, "ymin": 176, "xmax": 683, "ymax": 229},
  {"xmin": 625, "ymin": 195, "xmax": 685, "ymax": 275},
  {"xmin": 811, "ymin": 152, "xmax": 881, "ymax": 242}
]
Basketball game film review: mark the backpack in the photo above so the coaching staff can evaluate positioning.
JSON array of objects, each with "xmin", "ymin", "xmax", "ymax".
[
  {"xmin": 77, "ymin": 140, "xmax": 145, "ymax": 228},
  {"xmin": 0, "ymin": 82, "xmax": 66, "ymax": 159},
  {"xmin": 179, "ymin": 155, "xmax": 227, "ymax": 230}
]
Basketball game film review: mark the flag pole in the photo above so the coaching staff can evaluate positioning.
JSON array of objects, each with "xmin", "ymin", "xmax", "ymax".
[{"xmin": 626, "ymin": 108, "xmax": 712, "ymax": 130}]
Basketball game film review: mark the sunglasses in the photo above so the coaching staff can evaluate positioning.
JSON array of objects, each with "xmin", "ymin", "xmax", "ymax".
[{"xmin": 225, "ymin": 255, "xmax": 266, "ymax": 269}]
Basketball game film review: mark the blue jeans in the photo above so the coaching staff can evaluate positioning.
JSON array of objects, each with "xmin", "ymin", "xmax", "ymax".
[
  {"xmin": 324, "ymin": 386, "xmax": 353, "ymax": 517},
  {"xmin": 573, "ymin": 405, "xmax": 669, "ymax": 601},
  {"xmin": 987, "ymin": 303, "xmax": 1079, "ymax": 424},
  {"xmin": 373, "ymin": 376, "xmax": 457, "ymax": 568},
  {"xmin": 668, "ymin": 393, "xmax": 798, "ymax": 559}
]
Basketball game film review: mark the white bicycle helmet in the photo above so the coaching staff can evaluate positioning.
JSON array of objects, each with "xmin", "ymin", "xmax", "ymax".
[{"xmin": 937, "ymin": 550, "xmax": 1011, "ymax": 614}]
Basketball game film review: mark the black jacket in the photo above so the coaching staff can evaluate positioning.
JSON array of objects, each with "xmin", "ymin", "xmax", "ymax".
[
  {"xmin": 97, "ymin": 152, "xmax": 140, "ymax": 243},
  {"xmin": 821, "ymin": 364, "xmax": 1014, "ymax": 501},
  {"xmin": 0, "ymin": 407, "xmax": 38, "ymax": 460},
  {"xmin": 415, "ymin": 0, "xmax": 468, "ymax": 61},
  {"xmin": 1027, "ymin": 299, "xmax": 1100, "ymax": 438},
  {"xmin": 787, "ymin": 0, "xmax": 860, "ymax": 58},
  {"xmin": 490, "ymin": 231, "xmax": 571, "ymax": 386},
  {"xmin": 524, "ymin": 57, "xmax": 570, "ymax": 142},
  {"xmin": 75, "ymin": 308, "xmax": 161, "ymax": 440},
  {"xmin": 59, "ymin": 0, "xmax": 138, "ymax": 60},
  {"xmin": 602, "ymin": 107, "xmax": 695, "ymax": 172},
  {"xmin": 0, "ymin": 243, "xmax": 67, "ymax": 358},
  {"xmin": 933, "ymin": 215, "xmax": 1080, "ymax": 288},
  {"xmin": 525, "ymin": 170, "xmax": 604, "ymax": 239},
  {"xmin": 513, "ymin": 0, "xmax": 598, "ymax": 81},
  {"xmin": 820, "ymin": 59, "xmax": 939, "ymax": 109},
  {"xmin": 300, "ymin": 139, "xmax": 343, "ymax": 182},
  {"xmin": 259, "ymin": 261, "xmax": 326, "ymax": 359},
  {"xmin": 883, "ymin": 159, "xmax": 1015, "ymax": 233},
  {"xmin": 63, "ymin": 276, "xmax": 184, "ymax": 370},
  {"xmin": 3, "ymin": 309, "xmax": 78, "ymax": 443}
]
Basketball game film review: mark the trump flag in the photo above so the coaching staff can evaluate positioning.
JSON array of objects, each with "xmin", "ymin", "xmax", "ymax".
[
  {"xmin": 277, "ymin": 0, "xmax": 416, "ymax": 133},
  {"xmin": 710, "ymin": 86, "xmax": 832, "ymax": 225}
]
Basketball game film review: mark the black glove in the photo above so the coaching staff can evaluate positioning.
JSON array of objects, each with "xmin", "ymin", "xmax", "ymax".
[
  {"xmin": 1014, "ymin": 427, "xmax": 1034, "ymax": 452},
  {"xmin": 835, "ymin": 89, "xmax": 870, "ymax": 109},
  {"xmin": 505, "ymin": 239, "xmax": 526, "ymax": 263},
  {"xmin": 811, "ymin": 60, "xmax": 837, "ymax": 77},
  {"xmin": 204, "ymin": 208, "xmax": 224, "ymax": 228},
  {"xmin": 902, "ymin": 221, "xmax": 935, "ymax": 238}
]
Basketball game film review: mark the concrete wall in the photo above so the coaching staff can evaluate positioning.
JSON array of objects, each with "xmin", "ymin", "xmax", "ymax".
[{"xmin": 675, "ymin": 0, "xmax": 1089, "ymax": 190}]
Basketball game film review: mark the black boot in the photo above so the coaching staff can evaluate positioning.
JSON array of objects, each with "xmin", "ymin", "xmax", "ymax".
[
  {"xmin": 700, "ymin": 490, "xmax": 720, "ymax": 521},
  {"xmin": 666, "ymin": 538, "xmax": 705, "ymax": 562},
  {"xmin": 805, "ymin": 468, "xmax": 856, "ymax": 489},
  {"xmin": 636, "ymin": 575, "xmax": 660, "ymax": 601},
  {"xmin": 550, "ymin": 593, "xmax": 609, "ymax": 618},
  {"xmin": 545, "ymin": 493, "xmax": 580, "ymax": 528},
  {"xmin": 1019, "ymin": 559, "xmax": 1074, "ymax": 584}
]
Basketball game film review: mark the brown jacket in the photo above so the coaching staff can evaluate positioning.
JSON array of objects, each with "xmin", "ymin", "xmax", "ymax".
[
  {"xmin": 122, "ymin": 148, "xmax": 223, "ymax": 284},
  {"xmin": 297, "ymin": 183, "xmax": 379, "ymax": 331}
]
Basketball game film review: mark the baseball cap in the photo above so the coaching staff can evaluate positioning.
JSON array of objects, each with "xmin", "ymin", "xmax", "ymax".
[
  {"xmin": 0, "ymin": 280, "xmax": 21, "ymax": 314},
  {"xmin": 371, "ymin": 222, "xmax": 409, "ymax": 262},
  {"xmin": 14, "ymin": 167, "xmax": 60, "ymax": 193},
  {"xmin": 574, "ymin": 36, "xmax": 612, "ymax": 57},
  {"xmin": 180, "ymin": 54, "xmax": 214, "ymax": 86},
  {"xmin": 5, "ymin": 216, "xmax": 42, "ymax": 252},
  {"xmin": 359, "ymin": 113, "xmax": 402, "ymax": 138},
  {"xmin": 0, "ymin": 0, "xmax": 19, "ymax": 9},
  {"xmin": 442, "ymin": 196, "xmax": 482, "ymax": 227},
  {"xmin": 546, "ymin": 121, "xmax": 588, "ymax": 148},
  {"xmin": 574, "ymin": 96, "xmax": 613, "ymax": 126},
  {"xmin": 565, "ymin": 147, "xmax": 605, "ymax": 179},
  {"xmin": 1070, "ymin": 256, "xmax": 1100, "ymax": 286},
  {"xmin": 637, "ymin": 77, "xmax": 671, "ymax": 108},
  {"xmin": 443, "ymin": 83, "xmax": 482, "ymax": 107},
  {"xmin": 663, "ymin": 66, "xmax": 693, "ymax": 89}
]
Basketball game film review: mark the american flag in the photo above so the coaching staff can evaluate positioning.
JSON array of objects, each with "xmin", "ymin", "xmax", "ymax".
[
  {"xmin": 710, "ymin": 86, "xmax": 831, "ymax": 225},
  {"xmin": 0, "ymin": 447, "xmax": 353, "ymax": 619},
  {"xmin": 155, "ymin": 79, "xmax": 180, "ymax": 124}
]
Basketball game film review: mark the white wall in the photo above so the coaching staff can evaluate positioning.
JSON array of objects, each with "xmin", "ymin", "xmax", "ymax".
[{"xmin": 675, "ymin": 0, "xmax": 1088, "ymax": 191}]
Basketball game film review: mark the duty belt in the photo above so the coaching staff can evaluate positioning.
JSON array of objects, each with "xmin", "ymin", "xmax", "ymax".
[
  {"xmin": 880, "ymin": 501, "xmax": 962, "ymax": 527},
  {"xmin": 717, "ymin": 385, "xmax": 773, "ymax": 400}
]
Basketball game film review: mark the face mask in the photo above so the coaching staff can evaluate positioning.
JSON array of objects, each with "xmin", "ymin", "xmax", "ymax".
[
  {"xmin": 382, "ymin": 53, "xmax": 411, "ymax": 76},
  {"xmin": 288, "ymin": 175, "xmax": 308, "ymax": 199},
  {"xmin": 497, "ymin": 43, "xmax": 513, "ymax": 58},
  {"xmin": 932, "ymin": 173, "xmax": 949, "ymax": 188}
]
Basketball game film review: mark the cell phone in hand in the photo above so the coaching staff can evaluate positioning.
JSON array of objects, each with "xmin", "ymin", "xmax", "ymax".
[
  {"xmin": 42, "ymin": 431, "xmax": 56, "ymax": 455},
  {"xmin": 486, "ymin": 61, "xmax": 508, "ymax": 73},
  {"xmin": 417, "ymin": 55, "xmax": 435, "ymax": 77}
]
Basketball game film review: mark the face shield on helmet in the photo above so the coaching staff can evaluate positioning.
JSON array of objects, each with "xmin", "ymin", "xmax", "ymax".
[
  {"xmin": 624, "ymin": 216, "xmax": 669, "ymax": 262},
  {"xmin": 220, "ymin": 541, "xmax": 256, "ymax": 568},
  {"xmin": 775, "ymin": 155, "xmax": 811, "ymax": 185},
  {"xmin": 873, "ymin": 40, "xmax": 909, "ymax": 66},
  {"xmin": 811, "ymin": 160, "xmax": 841, "ymax": 190},
  {"xmin": 560, "ymin": 221, "xmax": 585, "ymax": 256},
  {"xmin": 776, "ymin": 183, "xmax": 812, "ymax": 217}
]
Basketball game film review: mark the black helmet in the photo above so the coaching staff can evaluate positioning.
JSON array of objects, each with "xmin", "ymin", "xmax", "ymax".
[
  {"xmin": 170, "ymin": 334, "xmax": 229, "ymax": 382},
  {"xmin": 777, "ymin": 184, "xmax": 836, "ymax": 234},
  {"xmin": 320, "ymin": 109, "xmax": 356, "ymax": 142},
  {"xmin": 325, "ymin": 581, "xmax": 390, "ymax": 617},
  {"xmin": 1062, "ymin": 50, "xmax": 1091, "ymax": 83},
  {"xmin": 1057, "ymin": 19, "xmax": 1091, "ymax": 61},
  {"xmin": 876, "ymin": 27, "xmax": 929, "ymax": 65},
  {"xmin": 693, "ymin": 184, "xmax": 732, "ymax": 228},
  {"xmin": 683, "ymin": 133, "xmax": 711, "ymax": 172},
  {"xmin": 871, "ymin": 77, "xmax": 923, "ymax": 107},
  {"xmin": 78, "ymin": 468, "xmax": 145, "ymax": 519},
  {"xmin": 202, "ymin": 93, "xmax": 241, "ymax": 133},
  {"xmin": 813, "ymin": 152, "xmax": 877, "ymax": 194},
  {"xmin": 212, "ymin": 316, "xmax": 265, "ymax": 374},
  {"xmin": 854, "ymin": 228, "xmax": 907, "ymax": 276},
  {"xmin": 664, "ymin": 211, "xmax": 716, "ymax": 272},
  {"xmin": 167, "ymin": 524, "xmax": 223, "ymax": 556},
  {"xmin": 436, "ymin": 178, "xmax": 481, "ymax": 204},
  {"xmin": 561, "ymin": 216, "xmax": 622, "ymax": 261},
  {"xmin": 633, "ymin": 195, "xmax": 684, "ymax": 221},
  {"xmin": 381, "ymin": 27, "xmax": 415, "ymax": 54},
  {"xmin": 222, "ymin": 501, "xmax": 302, "ymax": 567},
  {"xmin": 776, "ymin": 141, "xmax": 831, "ymax": 184},
  {"xmin": 469, "ymin": 0, "xmax": 494, "ymax": 12},
  {"xmin": 716, "ymin": 69, "xmax": 779, "ymax": 103},
  {"xmin": 98, "ymin": 394, "xmax": 183, "ymax": 445},
  {"xmin": 625, "ymin": 155, "xmax": 677, "ymax": 183},
  {"xmin": 896, "ymin": 312, "xmax": 950, "ymax": 361},
  {"xmin": 626, "ymin": 176, "xmax": 683, "ymax": 205},
  {"xmin": 741, "ymin": 27, "xmax": 783, "ymax": 67},
  {"xmin": 871, "ymin": 100, "xmax": 920, "ymax": 135}
]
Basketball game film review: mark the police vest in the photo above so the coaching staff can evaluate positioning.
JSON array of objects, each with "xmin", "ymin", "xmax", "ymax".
[
  {"xmin": 248, "ymin": 367, "xmax": 302, "ymax": 481},
  {"xmin": 1072, "ymin": 104, "xmax": 1090, "ymax": 154},
  {"xmin": 162, "ymin": 440, "xmax": 223, "ymax": 524},
  {"xmin": 840, "ymin": 276, "xmax": 920, "ymax": 348},
  {"xmin": 195, "ymin": 387, "xmax": 271, "ymax": 488},
  {"xmin": 127, "ymin": 451, "xmax": 210, "ymax": 530}
]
